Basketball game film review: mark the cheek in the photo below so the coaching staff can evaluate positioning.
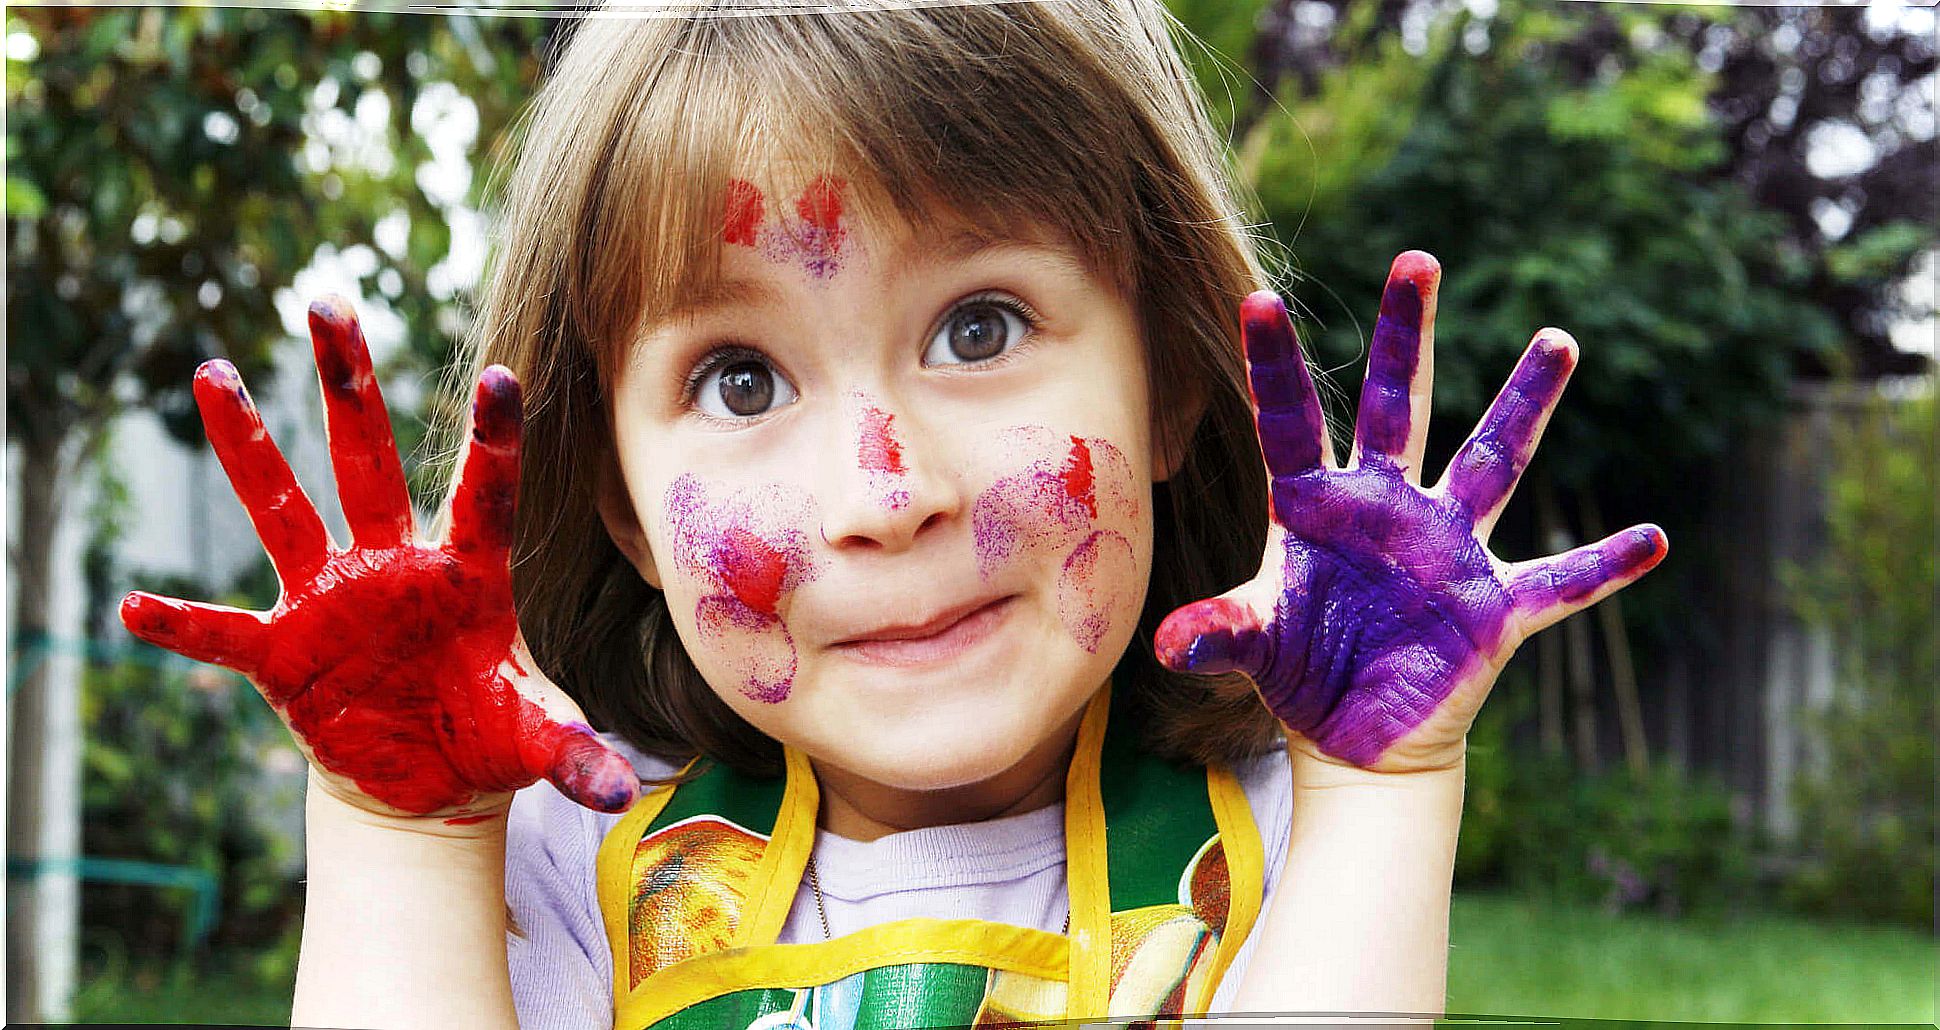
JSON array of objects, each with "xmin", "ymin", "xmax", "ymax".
[
  {"xmin": 657, "ymin": 473, "xmax": 821, "ymax": 703},
  {"xmin": 970, "ymin": 426, "xmax": 1148, "ymax": 653}
]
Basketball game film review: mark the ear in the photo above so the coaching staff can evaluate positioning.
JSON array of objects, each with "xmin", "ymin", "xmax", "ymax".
[
  {"xmin": 595, "ymin": 453, "xmax": 663, "ymax": 590},
  {"xmin": 1149, "ymin": 377, "xmax": 1207, "ymax": 484}
]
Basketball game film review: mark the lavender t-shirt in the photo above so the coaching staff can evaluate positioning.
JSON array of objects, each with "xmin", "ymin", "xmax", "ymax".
[{"xmin": 504, "ymin": 736, "xmax": 1294, "ymax": 1029}]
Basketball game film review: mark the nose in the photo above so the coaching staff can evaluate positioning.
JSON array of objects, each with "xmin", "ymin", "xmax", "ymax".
[{"xmin": 818, "ymin": 391, "xmax": 961, "ymax": 552}]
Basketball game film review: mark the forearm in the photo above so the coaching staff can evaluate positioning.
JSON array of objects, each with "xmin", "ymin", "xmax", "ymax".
[
  {"xmin": 292, "ymin": 773, "xmax": 519, "ymax": 1030},
  {"xmin": 1231, "ymin": 743, "xmax": 1464, "ymax": 1020}
]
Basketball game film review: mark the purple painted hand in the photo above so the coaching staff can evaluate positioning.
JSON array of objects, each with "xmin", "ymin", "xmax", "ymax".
[{"xmin": 1155, "ymin": 252, "xmax": 1667, "ymax": 772}]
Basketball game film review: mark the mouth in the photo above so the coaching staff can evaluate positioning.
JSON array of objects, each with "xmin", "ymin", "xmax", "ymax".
[{"xmin": 828, "ymin": 595, "xmax": 1016, "ymax": 668}]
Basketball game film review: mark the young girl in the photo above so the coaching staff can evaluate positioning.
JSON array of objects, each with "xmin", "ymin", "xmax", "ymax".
[{"xmin": 119, "ymin": 2, "xmax": 1667, "ymax": 1027}]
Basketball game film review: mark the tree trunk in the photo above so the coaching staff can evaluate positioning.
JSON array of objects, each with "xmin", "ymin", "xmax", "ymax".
[
  {"xmin": 1537, "ymin": 484, "xmax": 1600, "ymax": 773},
  {"xmin": 7, "ymin": 431, "xmax": 83, "ymax": 1023},
  {"xmin": 1533, "ymin": 480, "xmax": 1567, "ymax": 758},
  {"xmin": 1580, "ymin": 491, "xmax": 1650, "ymax": 777}
]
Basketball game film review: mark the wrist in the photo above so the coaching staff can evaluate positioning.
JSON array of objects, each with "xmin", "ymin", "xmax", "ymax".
[
  {"xmin": 1285, "ymin": 731, "xmax": 1467, "ymax": 789},
  {"xmin": 306, "ymin": 768, "xmax": 512, "ymax": 847}
]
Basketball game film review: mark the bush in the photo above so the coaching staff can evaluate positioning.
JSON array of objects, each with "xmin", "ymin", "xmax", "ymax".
[
  {"xmin": 80, "ymin": 556, "xmax": 307, "ymax": 961},
  {"xmin": 1782, "ymin": 391, "xmax": 1936, "ymax": 927},
  {"xmin": 1458, "ymin": 681, "xmax": 1761, "ymax": 916}
]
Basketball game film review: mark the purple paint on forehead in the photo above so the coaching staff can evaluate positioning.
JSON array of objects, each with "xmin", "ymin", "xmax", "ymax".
[{"xmin": 756, "ymin": 176, "xmax": 851, "ymax": 279}]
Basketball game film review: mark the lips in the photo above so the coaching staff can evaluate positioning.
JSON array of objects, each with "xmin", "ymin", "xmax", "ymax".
[
  {"xmin": 832, "ymin": 595, "xmax": 1010, "ymax": 645},
  {"xmin": 828, "ymin": 595, "xmax": 1016, "ymax": 668}
]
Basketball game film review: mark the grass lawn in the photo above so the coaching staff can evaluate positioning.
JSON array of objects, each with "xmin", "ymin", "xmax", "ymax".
[
  {"xmin": 70, "ymin": 959, "xmax": 293, "ymax": 1025},
  {"xmin": 1447, "ymin": 892, "xmax": 1937, "ymax": 1024},
  {"xmin": 67, "ymin": 895, "xmax": 1936, "ymax": 1024}
]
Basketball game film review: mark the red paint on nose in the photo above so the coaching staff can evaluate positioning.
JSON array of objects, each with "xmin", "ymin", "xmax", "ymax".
[
  {"xmin": 717, "ymin": 526, "xmax": 788, "ymax": 616},
  {"xmin": 723, "ymin": 179, "xmax": 764, "ymax": 246},
  {"xmin": 1061, "ymin": 436, "xmax": 1097, "ymax": 520},
  {"xmin": 857, "ymin": 406, "xmax": 906, "ymax": 474}
]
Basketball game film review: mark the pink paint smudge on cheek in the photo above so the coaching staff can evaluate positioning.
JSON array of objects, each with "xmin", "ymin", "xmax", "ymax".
[
  {"xmin": 853, "ymin": 394, "xmax": 910, "ymax": 511},
  {"xmin": 969, "ymin": 426, "xmax": 1146, "ymax": 653},
  {"xmin": 694, "ymin": 596, "xmax": 796, "ymax": 704},
  {"xmin": 971, "ymin": 427, "xmax": 1135, "ymax": 576},
  {"xmin": 664, "ymin": 474, "xmax": 818, "ymax": 703},
  {"xmin": 1057, "ymin": 529, "xmax": 1136, "ymax": 653}
]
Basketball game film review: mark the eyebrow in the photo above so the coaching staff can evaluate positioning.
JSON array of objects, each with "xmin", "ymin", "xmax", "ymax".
[{"xmin": 664, "ymin": 225, "xmax": 1087, "ymax": 322}]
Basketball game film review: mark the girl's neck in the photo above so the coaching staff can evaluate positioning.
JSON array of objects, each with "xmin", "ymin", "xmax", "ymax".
[{"xmin": 812, "ymin": 706, "xmax": 1087, "ymax": 842}]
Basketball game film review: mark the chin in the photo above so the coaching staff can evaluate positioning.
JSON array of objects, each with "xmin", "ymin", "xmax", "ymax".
[{"xmin": 810, "ymin": 692, "xmax": 1059, "ymax": 792}]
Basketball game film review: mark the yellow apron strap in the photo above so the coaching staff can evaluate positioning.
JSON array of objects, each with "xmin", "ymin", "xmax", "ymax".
[
  {"xmin": 597, "ymin": 756, "xmax": 698, "ymax": 998},
  {"xmin": 734, "ymin": 744, "xmax": 819, "ymax": 947},
  {"xmin": 617, "ymin": 918, "xmax": 1070, "ymax": 1029},
  {"xmin": 1062, "ymin": 685, "xmax": 1113, "ymax": 1020},
  {"xmin": 1191, "ymin": 758, "xmax": 1266, "ymax": 1013}
]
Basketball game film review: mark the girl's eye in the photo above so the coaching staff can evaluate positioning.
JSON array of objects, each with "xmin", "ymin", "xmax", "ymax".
[
  {"xmin": 691, "ymin": 352, "xmax": 799, "ymax": 419},
  {"xmin": 923, "ymin": 297, "xmax": 1034, "ymax": 366}
]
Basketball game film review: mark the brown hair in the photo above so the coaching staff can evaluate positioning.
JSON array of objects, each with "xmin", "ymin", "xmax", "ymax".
[{"xmin": 438, "ymin": 0, "xmax": 1284, "ymax": 778}]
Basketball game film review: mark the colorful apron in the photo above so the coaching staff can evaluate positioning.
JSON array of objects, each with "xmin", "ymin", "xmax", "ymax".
[{"xmin": 595, "ymin": 686, "xmax": 1268, "ymax": 1029}]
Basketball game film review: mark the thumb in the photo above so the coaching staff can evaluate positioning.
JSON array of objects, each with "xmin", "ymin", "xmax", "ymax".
[
  {"xmin": 503, "ymin": 637, "xmax": 641, "ymax": 814},
  {"xmin": 1154, "ymin": 583, "xmax": 1275, "ymax": 681}
]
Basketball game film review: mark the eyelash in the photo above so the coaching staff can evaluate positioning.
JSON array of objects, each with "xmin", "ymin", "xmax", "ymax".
[{"xmin": 677, "ymin": 291, "xmax": 1045, "ymax": 415}]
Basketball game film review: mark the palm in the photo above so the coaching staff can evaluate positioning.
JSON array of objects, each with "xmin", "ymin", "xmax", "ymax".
[
  {"xmin": 1156, "ymin": 253, "xmax": 1666, "ymax": 771},
  {"xmin": 120, "ymin": 297, "xmax": 637, "ymax": 817}
]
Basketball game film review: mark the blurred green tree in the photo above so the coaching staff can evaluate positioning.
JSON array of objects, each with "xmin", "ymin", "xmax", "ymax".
[
  {"xmin": 5, "ymin": 8, "xmax": 550, "ymax": 1017},
  {"xmin": 1783, "ymin": 391, "xmax": 1936, "ymax": 927}
]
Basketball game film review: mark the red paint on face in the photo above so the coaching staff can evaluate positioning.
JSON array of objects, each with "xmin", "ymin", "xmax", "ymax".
[
  {"xmin": 664, "ymin": 474, "xmax": 818, "ymax": 702},
  {"xmin": 796, "ymin": 175, "xmax": 846, "ymax": 232},
  {"xmin": 857, "ymin": 405, "xmax": 906, "ymax": 474},
  {"xmin": 717, "ymin": 526, "xmax": 789, "ymax": 616},
  {"xmin": 1060, "ymin": 436, "xmax": 1097, "ymax": 520},
  {"xmin": 723, "ymin": 178, "xmax": 764, "ymax": 247},
  {"xmin": 970, "ymin": 427, "xmax": 1143, "ymax": 654}
]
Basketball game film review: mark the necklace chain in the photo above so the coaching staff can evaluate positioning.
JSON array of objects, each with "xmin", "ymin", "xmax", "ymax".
[{"xmin": 805, "ymin": 854, "xmax": 1070, "ymax": 940}]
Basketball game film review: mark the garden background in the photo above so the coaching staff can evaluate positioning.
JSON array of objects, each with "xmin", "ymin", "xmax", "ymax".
[{"xmin": 5, "ymin": 0, "xmax": 1934, "ymax": 1024}]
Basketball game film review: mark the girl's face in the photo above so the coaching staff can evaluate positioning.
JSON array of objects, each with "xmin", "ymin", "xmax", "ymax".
[{"xmin": 601, "ymin": 173, "xmax": 1162, "ymax": 800}]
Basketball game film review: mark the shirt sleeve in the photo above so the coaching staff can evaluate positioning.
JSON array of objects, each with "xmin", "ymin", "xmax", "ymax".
[
  {"xmin": 504, "ymin": 779, "xmax": 617, "ymax": 1030},
  {"xmin": 1208, "ymin": 741, "xmax": 1296, "ymax": 1012}
]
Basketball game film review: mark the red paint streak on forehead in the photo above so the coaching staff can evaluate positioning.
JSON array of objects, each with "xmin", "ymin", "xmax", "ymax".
[
  {"xmin": 796, "ymin": 175, "xmax": 846, "ymax": 231},
  {"xmin": 717, "ymin": 526, "xmax": 788, "ymax": 616},
  {"xmin": 1060, "ymin": 436, "xmax": 1097, "ymax": 520},
  {"xmin": 723, "ymin": 179, "xmax": 764, "ymax": 247},
  {"xmin": 857, "ymin": 406, "xmax": 906, "ymax": 474}
]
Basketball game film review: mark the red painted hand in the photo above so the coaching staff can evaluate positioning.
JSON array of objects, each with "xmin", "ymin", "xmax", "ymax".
[{"xmin": 119, "ymin": 296, "xmax": 639, "ymax": 820}]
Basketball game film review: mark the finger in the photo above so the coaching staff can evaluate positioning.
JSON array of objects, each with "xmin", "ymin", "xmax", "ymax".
[
  {"xmin": 1440, "ymin": 331, "xmax": 1578, "ymax": 538},
  {"xmin": 1351, "ymin": 250, "xmax": 1440, "ymax": 479},
  {"xmin": 1509, "ymin": 524, "xmax": 1668, "ymax": 636},
  {"xmin": 531, "ymin": 726, "xmax": 641, "ymax": 814},
  {"xmin": 492, "ymin": 639, "xmax": 639, "ymax": 813},
  {"xmin": 119, "ymin": 591, "xmax": 269, "ymax": 675},
  {"xmin": 1241, "ymin": 290, "xmax": 1332, "ymax": 485},
  {"xmin": 309, "ymin": 295, "xmax": 414, "ymax": 549},
  {"xmin": 1154, "ymin": 593, "xmax": 1273, "ymax": 682},
  {"xmin": 193, "ymin": 360, "xmax": 332, "ymax": 583},
  {"xmin": 446, "ymin": 366, "xmax": 523, "ymax": 563}
]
